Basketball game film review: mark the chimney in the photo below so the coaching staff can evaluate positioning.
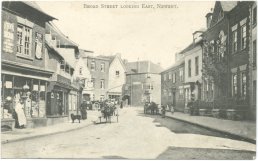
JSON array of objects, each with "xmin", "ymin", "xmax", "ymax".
[{"xmin": 205, "ymin": 10, "xmax": 213, "ymax": 29}]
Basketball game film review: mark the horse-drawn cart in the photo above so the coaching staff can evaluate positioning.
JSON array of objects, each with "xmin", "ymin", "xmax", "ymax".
[
  {"xmin": 97, "ymin": 101, "xmax": 119, "ymax": 124},
  {"xmin": 144, "ymin": 102, "xmax": 160, "ymax": 115}
]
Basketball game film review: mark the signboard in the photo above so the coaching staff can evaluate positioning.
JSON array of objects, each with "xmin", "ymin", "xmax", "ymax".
[
  {"xmin": 3, "ymin": 21, "xmax": 14, "ymax": 53},
  {"xmin": 40, "ymin": 85, "xmax": 45, "ymax": 91},
  {"xmin": 33, "ymin": 85, "xmax": 39, "ymax": 91},
  {"xmin": 5, "ymin": 81, "xmax": 12, "ymax": 88}
]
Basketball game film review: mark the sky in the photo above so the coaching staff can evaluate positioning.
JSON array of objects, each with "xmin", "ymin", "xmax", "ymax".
[{"xmin": 37, "ymin": 1, "xmax": 215, "ymax": 69}]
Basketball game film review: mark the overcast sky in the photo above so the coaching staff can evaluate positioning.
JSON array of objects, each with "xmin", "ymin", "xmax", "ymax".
[{"xmin": 37, "ymin": 1, "xmax": 215, "ymax": 69}]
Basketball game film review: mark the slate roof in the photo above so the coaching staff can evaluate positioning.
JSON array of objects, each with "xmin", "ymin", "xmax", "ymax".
[
  {"xmin": 125, "ymin": 61, "xmax": 163, "ymax": 74},
  {"xmin": 161, "ymin": 59, "xmax": 184, "ymax": 73},
  {"xmin": 23, "ymin": 2, "xmax": 56, "ymax": 20}
]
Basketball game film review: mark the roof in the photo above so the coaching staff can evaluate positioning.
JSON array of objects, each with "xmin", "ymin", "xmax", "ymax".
[
  {"xmin": 46, "ymin": 22, "xmax": 78, "ymax": 49},
  {"xmin": 220, "ymin": 1, "xmax": 238, "ymax": 12},
  {"xmin": 125, "ymin": 61, "xmax": 164, "ymax": 74},
  {"xmin": 178, "ymin": 39, "xmax": 203, "ymax": 55},
  {"xmin": 23, "ymin": 2, "xmax": 56, "ymax": 20},
  {"xmin": 97, "ymin": 55, "xmax": 116, "ymax": 63}
]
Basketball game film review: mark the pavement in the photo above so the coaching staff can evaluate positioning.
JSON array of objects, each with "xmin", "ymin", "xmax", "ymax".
[
  {"xmin": 165, "ymin": 111, "xmax": 256, "ymax": 143},
  {"xmin": 1, "ymin": 108, "xmax": 256, "ymax": 145},
  {"xmin": 1, "ymin": 110, "xmax": 100, "ymax": 144}
]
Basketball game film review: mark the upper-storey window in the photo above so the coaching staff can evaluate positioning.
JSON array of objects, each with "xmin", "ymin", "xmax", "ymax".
[
  {"xmin": 241, "ymin": 24, "xmax": 247, "ymax": 50},
  {"xmin": 17, "ymin": 24, "xmax": 32, "ymax": 57},
  {"xmin": 232, "ymin": 30, "xmax": 238, "ymax": 53},
  {"xmin": 90, "ymin": 61, "xmax": 96, "ymax": 71},
  {"xmin": 188, "ymin": 59, "xmax": 191, "ymax": 77},
  {"xmin": 100, "ymin": 63, "xmax": 105, "ymax": 72}
]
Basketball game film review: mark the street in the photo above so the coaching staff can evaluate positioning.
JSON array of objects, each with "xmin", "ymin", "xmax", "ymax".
[{"xmin": 2, "ymin": 107, "xmax": 256, "ymax": 159}]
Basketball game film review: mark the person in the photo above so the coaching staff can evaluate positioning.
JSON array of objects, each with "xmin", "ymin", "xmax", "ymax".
[
  {"xmin": 15, "ymin": 99, "xmax": 27, "ymax": 128},
  {"xmin": 80, "ymin": 101, "xmax": 87, "ymax": 120},
  {"xmin": 120, "ymin": 101, "xmax": 123, "ymax": 109},
  {"xmin": 171, "ymin": 105, "xmax": 175, "ymax": 114},
  {"xmin": 161, "ymin": 104, "xmax": 166, "ymax": 118}
]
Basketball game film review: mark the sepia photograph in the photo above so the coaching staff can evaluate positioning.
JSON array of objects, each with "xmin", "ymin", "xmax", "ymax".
[{"xmin": 1, "ymin": 0, "xmax": 257, "ymax": 159}]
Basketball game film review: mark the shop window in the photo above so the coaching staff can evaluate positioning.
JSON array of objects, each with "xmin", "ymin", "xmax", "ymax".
[
  {"xmin": 232, "ymin": 30, "xmax": 238, "ymax": 53},
  {"xmin": 241, "ymin": 24, "xmax": 247, "ymax": 50},
  {"xmin": 2, "ymin": 75, "xmax": 14, "ymax": 119}
]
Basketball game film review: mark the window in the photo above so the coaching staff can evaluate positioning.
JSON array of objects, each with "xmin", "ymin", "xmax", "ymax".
[
  {"xmin": 147, "ymin": 83, "xmax": 153, "ymax": 90},
  {"xmin": 163, "ymin": 89, "xmax": 167, "ymax": 95},
  {"xmin": 116, "ymin": 71, "xmax": 120, "ymax": 77},
  {"xmin": 179, "ymin": 69, "xmax": 183, "ymax": 81},
  {"xmin": 79, "ymin": 67, "xmax": 82, "ymax": 75},
  {"xmin": 100, "ymin": 63, "xmax": 105, "ymax": 72},
  {"xmin": 168, "ymin": 91, "xmax": 172, "ymax": 96},
  {"xmin": 164, "ymin": 74, "xmax": 166, "ymax": 81},
  {"xmin": 195, "ymin": 56, "xmax": 199, "ymax": 75},
  {"xmin": 90, "ymin": 61, "xmax": 96, "ymax": 71},
  {"xmin": 241, "ymin": 24, "xmax": 247, "ymax": 50},
  {"xmin": 254, "ymin": 40, "xmax": 257, "ymax": 68},
  {"xmin": 16, "ymin": 24, "xmax": 32, "ymax": 56},
  {"xmin": 91, "ymin": 78, "xmax": 95, "ymax": 88},
  {"xmin": 172, "ymin": 73, "xmax": 176, "ymax": 83},
  {"xmin": 188, "ymin": 60, "xmax": 191, "ymax": 77},
  {"xmin": 232, "ymin": 74, "xmax": 237, "ymax": 97},
  {"xmin": 232, "ymin": 30, "xmax": 238, "ymax": 53},
  {"xmin": 100, "ymin": 79, "xmax": 105, "ymax": 89},
  {"xmin": 169, "ymin": 73, "xmax": 172, "ymax": 80},
  {"xmin": 253, "ymin": 7, "xmax": 257, "ymax": 25},
  {"xmin": 241, "ymin": 72, "xmax": 247, "ymax": 98}
]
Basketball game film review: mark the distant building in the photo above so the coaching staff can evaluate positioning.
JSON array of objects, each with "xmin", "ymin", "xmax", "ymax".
[
  {"xmin": 123, "ymin": 61, "xmax": 163, "ymax": 106},
  {"xmin": 82, "ymin": 55, "xmax": 110, "ymax": 101}
]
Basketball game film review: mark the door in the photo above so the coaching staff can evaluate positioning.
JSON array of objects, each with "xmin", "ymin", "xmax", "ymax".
[{"xmin": 172, "ymin": 92, "xmax": 176, "ymax": 107}]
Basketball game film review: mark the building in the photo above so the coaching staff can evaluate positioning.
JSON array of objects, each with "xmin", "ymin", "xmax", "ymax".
[
  {"xmin": 101, "ymin": 54, "xmax": 126, "ymax": 101},
  {"xmin": 249, "ymin": 2, "xmax": 257, "ymax": 120},
  {"xmin": 202, "ymin": 1, "xmax": 237, "ymax": 103},
  {"xmin": 228, "ymin": 2, "xmax": 253, "ymax": 118},
  {"xmin": 45, "ymin": 22, "xmax": 82, "ymax": 121},
  {"xmin": 1, "ymin": 2, "xmax": 55, "ymax": 129},
  {"xmin": 161, "ymin": 59, "xmax": 185, "ymax": 112},
  {"xmin": 83, "ymin": 55, "xmax": 110, "ymax": 101},
  {"xmin": 123, "ymin": 61, "xmax": 163, "ymax": 106},
  {"xmin": 78, "ymin": 49, "xmax": 93, "ymax": 102}
]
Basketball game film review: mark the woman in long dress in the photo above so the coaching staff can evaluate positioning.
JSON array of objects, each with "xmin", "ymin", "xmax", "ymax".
[{"xmin": 15, "ymin": 100, "xmax": 27, "ymax": 128}]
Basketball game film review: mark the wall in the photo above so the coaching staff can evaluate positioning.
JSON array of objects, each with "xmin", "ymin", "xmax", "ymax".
[
  {"xmin": 86, "ymin": 57, "xmax": 110, "ymax": 100},
  {"xmin": 184, "ymin": 45, "xmax": 203, "ymax": 83},
  {"xmin": 2, "ymin": 10, "xmax": 46, "ymax": 69}
]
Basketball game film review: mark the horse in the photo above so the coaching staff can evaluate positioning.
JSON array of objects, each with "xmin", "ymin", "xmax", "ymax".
[{"xmin": 144, "ymin": 102, "xmax": 159, "ymax": 115}]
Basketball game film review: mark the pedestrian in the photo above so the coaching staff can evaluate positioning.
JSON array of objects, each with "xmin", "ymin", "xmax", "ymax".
[
  {"xmin": 80, "ymin": 101, "xmax": 87, "ymax": 120},
  {"xmin": 171, "ymin": 105, "xmax": 174, "ymax": 114},
  {"xmin": 161, "ymin": 104, "xmax": 166, "ymax": 118},
  {"xmin": 120, "ymin": 101, "xmax": 123, "ymax": 109},
  {"xmin": 15, "ymin": 99, "xmax": 27, "ymax": 128}
]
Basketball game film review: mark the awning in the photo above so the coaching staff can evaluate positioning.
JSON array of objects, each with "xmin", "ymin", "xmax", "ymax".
[{"xmin": 2, "ymin": 70, "xmax": 49, "ymax": 81}]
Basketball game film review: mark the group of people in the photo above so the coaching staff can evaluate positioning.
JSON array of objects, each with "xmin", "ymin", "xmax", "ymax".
[{"xmin": 161, "ymin": 104, "xmax": 175, "ymax": 118}]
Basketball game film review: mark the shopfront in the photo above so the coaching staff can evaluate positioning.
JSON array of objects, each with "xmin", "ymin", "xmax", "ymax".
[{"xmin": 1, "ymin": 74, "xmax": 48, "ymax": 129}]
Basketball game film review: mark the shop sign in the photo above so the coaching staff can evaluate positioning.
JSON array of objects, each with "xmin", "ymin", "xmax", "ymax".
[
  {"xmin": 3, "ymin": 21, "xmax": 14, "ymax": 53},
  {"xmin": 5, "ymin": 81, "xmax": 12, "ymax": 88},
  {"xmin": 51, "ymin": 92, "xmax": 54, "ymax": 98},
  {"xmin": 35, "ymin": 32, "xmax": 43, "ymax": 59}
]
